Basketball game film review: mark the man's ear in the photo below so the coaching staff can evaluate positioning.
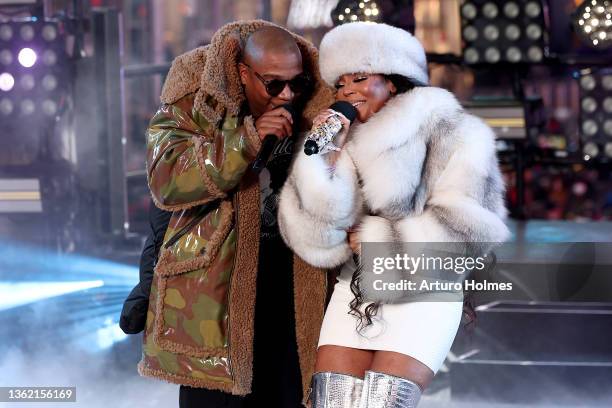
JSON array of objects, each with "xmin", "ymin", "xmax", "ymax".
[{"xmin": 238, "ymin": 62, "xmax": 248, "ymax": 85}]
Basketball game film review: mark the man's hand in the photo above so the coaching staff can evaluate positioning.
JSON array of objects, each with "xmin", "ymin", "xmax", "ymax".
[{"xmin": 254, "ymin": 106, "xmax": 294, "ymax": 141}]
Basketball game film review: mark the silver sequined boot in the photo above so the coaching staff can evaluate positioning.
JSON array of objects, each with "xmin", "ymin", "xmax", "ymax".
[
  {"xmin": 358, "ymin": 370, "xmax": 422, "ymax": 408},
  {"xmin": 309, "ymin": 371, "xmax": 364, "ymax": 408}
]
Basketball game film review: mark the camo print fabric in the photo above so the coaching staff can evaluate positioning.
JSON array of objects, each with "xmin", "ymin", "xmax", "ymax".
[
  {"xmin": 146, "ymin": 93, "xmax": 258, "ymax": 207},
  {"xmin": 140, "ymin": 93, "xmax": 258, "ymax": 386}
]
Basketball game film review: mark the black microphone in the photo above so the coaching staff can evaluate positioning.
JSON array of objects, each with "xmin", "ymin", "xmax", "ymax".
[
  {"xmin": 251, "ymin": 104, "xmax": 296, "ymax": 174},
  {"xmin": 303, "ymin": 101, "xmax": 358, "ymax": 156}
]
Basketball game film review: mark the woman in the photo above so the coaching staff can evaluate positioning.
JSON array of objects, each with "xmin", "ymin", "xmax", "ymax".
[{"xmin": 278, "ymin": 22, "xmax": 509, "ymax": 407}]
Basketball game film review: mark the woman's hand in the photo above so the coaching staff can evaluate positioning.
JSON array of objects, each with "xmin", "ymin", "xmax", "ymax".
[
  {"xmin": 312, "ymin": 108, "xmax": 351, "ymax": 165},
  {"xmin": 347, "ymin": 226, "xmax": 360, "ymax": 255}
]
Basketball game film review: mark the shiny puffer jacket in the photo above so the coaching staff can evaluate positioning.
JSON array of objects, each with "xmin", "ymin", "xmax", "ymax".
[{"xmin": 137, "ymin": 20, "xmax": 334, "ymax": 404}]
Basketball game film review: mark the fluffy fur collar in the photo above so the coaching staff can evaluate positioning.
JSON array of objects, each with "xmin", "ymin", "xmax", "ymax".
[
  {"xmin": 159, "ymin": 20, "xmax": 334, "ymax": 128},
  {"xmin": 347, "ymin": 86, "xmax": 463, "ymax": 162}
]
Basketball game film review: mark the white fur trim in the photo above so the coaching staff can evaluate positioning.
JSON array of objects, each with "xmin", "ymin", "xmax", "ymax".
[
  {"xmin": 358, "ymin": 215, "xmax": 394, "ymax": 243},
  {"xmin": 291, "ymin": 145, "xmax": 361, "ymax": 227},
  {"xmin": 278, "ymin": 181, "xmax": 353, "ymax": 268},
  {"xmin": 319, "ymin": 22, "xmax": 429, "ymax": 86}
]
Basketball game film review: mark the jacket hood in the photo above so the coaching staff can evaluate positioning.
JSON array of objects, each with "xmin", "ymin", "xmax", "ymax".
[{"xmin": 160, "ymin": 19, "xmax": 334, "ymax": 127}]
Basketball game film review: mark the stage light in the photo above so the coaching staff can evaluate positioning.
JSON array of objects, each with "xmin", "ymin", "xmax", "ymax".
[
  {"xmin": 0, "ymin": 24, "xmax": 12, "ymax": 41},
  {"xmin": 506, "ymin": 46, "xmax": 522, "ymax": 62},
  {"xmin": 582, "ymin": 119, "xmax": 598, "ymax": 136},
  {"xmin": 485, "ymin": 47, "xmax": 501, "ymax": 63},
  {"xmin": 504, "ymin": 2, "xmax": 520, "ymax": 18},
  {"xmin": 41, "ymin": 73, "xmax": 57, "ymax": 91},
  {"xmin": 18, "ymin": 47, "xmax": 36, "ymax": 67},
  {"xmin": 20, "ymin": 98, "xmax": 35, "ymax": 115},
  {"xmin": 0, "ymin": 72, "xmax": 14, "ymax": 91},
  {"xmin": 0, "ymin": 97, "xmax": 13, "ymax": 115},
  {"xmin": 332, "ymin": 0, "xmax": 382, "ymax": 25},
  {"xmin": 0, "ymin": 49, "xmax": 11, "ymax": 65},
  {"xmin": 525, "ymin": 1, "xmax": 541, "ymax": 18},
  {"xmin": 484, "ymin": 25, "xmax": 500, "ymax": 41},
  {"xmin": 583, "ymin": 141, "xmax": 599, "ymax": 159},
  {"xmin": 19, "ymin": 73, "xmax": 35, "ymax": 91},
  {"xmin": 605, "ymin": 142, "xmax": 612, "ymax": 157},
  {"xmin": 41, "ymin": 24, "xmax": 57, "ymax": 41},
  {"xmin": 578, "ymin": 68, "xmax": 612, "ymax": 162},
  {"xmin": 574, "ymin": 0, "xmax": 612, "ymax": 49},
  {"xmin": 482, "ymin": 2, "xmax": 499, "ymax": 19},
  {"xmin": 462, "ymin": 3, "xmax": 478, "ymax": 20},
  {"xmin": 505, "ymin": 24, "xmax": 521, "ymax": 40},
  {"xmin": 582, "ymin": 96, "xmax": 598, "ymax": 113},
  {"xmin": 464, "ymin": 25, "xmax": 479, "ymax": 41},
  {"xmin": 464, "ymin": 47, "xmax": 480, "ymax": 63},
  {"xmin": 41, "ymin": 99, "xmax": 57, "ymax": 116},
  {"xmin": 460, "ymin": 0, "xmax": 547, "ymax": 65},
  {"xmin": 42, "ymin": 49, "xmax": 56, "ymax": 65},
  {"xmin": 19, "ymin": 24, "xmax": 34, "ymax": 41}
]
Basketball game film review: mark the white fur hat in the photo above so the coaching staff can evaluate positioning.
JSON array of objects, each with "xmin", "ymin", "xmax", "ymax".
[{"xmin": 318, "ymin": 22, "xmax": 429, "ymax": 87}]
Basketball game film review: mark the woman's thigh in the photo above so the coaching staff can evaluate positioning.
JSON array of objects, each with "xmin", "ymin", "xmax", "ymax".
[
  {"xmin": 369, "ymin": 350, "xmax": 434, "ymax": 390},
  {"xmin": 315, "ymin": 345, "xmax": 375, "ymax": 378}
]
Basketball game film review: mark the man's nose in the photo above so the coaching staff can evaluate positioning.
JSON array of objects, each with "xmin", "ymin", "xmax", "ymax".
[{"xmin": 277, "ymin": 83, "xmax": 295, "ymax": 101}]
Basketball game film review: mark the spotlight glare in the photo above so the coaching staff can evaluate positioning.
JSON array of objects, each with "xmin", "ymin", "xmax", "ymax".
[
  {"xmin": 18, "ymin": 48, "xmax": 37, "ymax": 68},
  {"xmin": 604, "ymin": 119, "xmax": 612, "ymax": 136},
  {"xmin": 605, "ymin": 143, "xmax": 612, "ymax": 157},
  {"xmin": 0, "ymin": 72, "xmax": 14, "ymax": 92},
  {"xmin": 603, "ymin": 75, "xmax": 612, "ymax": 90}
]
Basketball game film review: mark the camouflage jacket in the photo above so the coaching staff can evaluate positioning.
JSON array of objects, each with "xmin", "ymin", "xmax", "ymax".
[{"xmin": 137, "ymin": 20, "xmax": 334, "ymax": 405}]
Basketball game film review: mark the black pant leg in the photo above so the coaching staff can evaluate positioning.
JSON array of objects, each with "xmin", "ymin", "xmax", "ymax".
[{"xmin": 179, "ymin": 386, "xmax": 246, "ymax": 408}]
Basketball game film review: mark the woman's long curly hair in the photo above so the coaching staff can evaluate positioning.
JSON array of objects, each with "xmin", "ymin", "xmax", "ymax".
[{"xmin": 347, "ymin": 74, "xmax": 478, "ymax": 333}]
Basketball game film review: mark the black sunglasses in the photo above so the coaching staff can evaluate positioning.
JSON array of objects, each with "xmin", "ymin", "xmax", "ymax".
[{"xmin": 243, "ymin": 63, "xmax": 311, "ymax": 97}]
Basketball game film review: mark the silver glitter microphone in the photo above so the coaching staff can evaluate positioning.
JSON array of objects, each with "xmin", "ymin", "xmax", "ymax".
[{"xmin": 304, "ymin": 101, "xmax": 358, "ymax": 155}]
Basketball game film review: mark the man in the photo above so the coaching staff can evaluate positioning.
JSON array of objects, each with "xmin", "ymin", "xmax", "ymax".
[{"xmin": 125, "ymin": 20, "xmax": 334, "ymax": 408}]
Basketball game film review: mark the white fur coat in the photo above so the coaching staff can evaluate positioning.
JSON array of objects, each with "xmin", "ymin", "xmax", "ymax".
[{"xmin": 278, "ymin": 86, "xmax": 510, "ymax": 269}]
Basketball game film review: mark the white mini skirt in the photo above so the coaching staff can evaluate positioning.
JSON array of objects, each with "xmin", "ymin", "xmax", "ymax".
[{"xmin": 317, "ymin": 259, "xmax": 464, "ymax": 374}]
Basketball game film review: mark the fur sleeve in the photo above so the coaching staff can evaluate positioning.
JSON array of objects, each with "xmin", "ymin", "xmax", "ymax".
[
  {"xmin": 277, "ymin": 145, "xmax": 362, "ymax": 268},
  {"xmin": 394, "ymin": 115, "xmax": 510, "ymax": 245},
  {"xmin": 358, "ymin": 114, "xmax": 510, "ymax": 247}
]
